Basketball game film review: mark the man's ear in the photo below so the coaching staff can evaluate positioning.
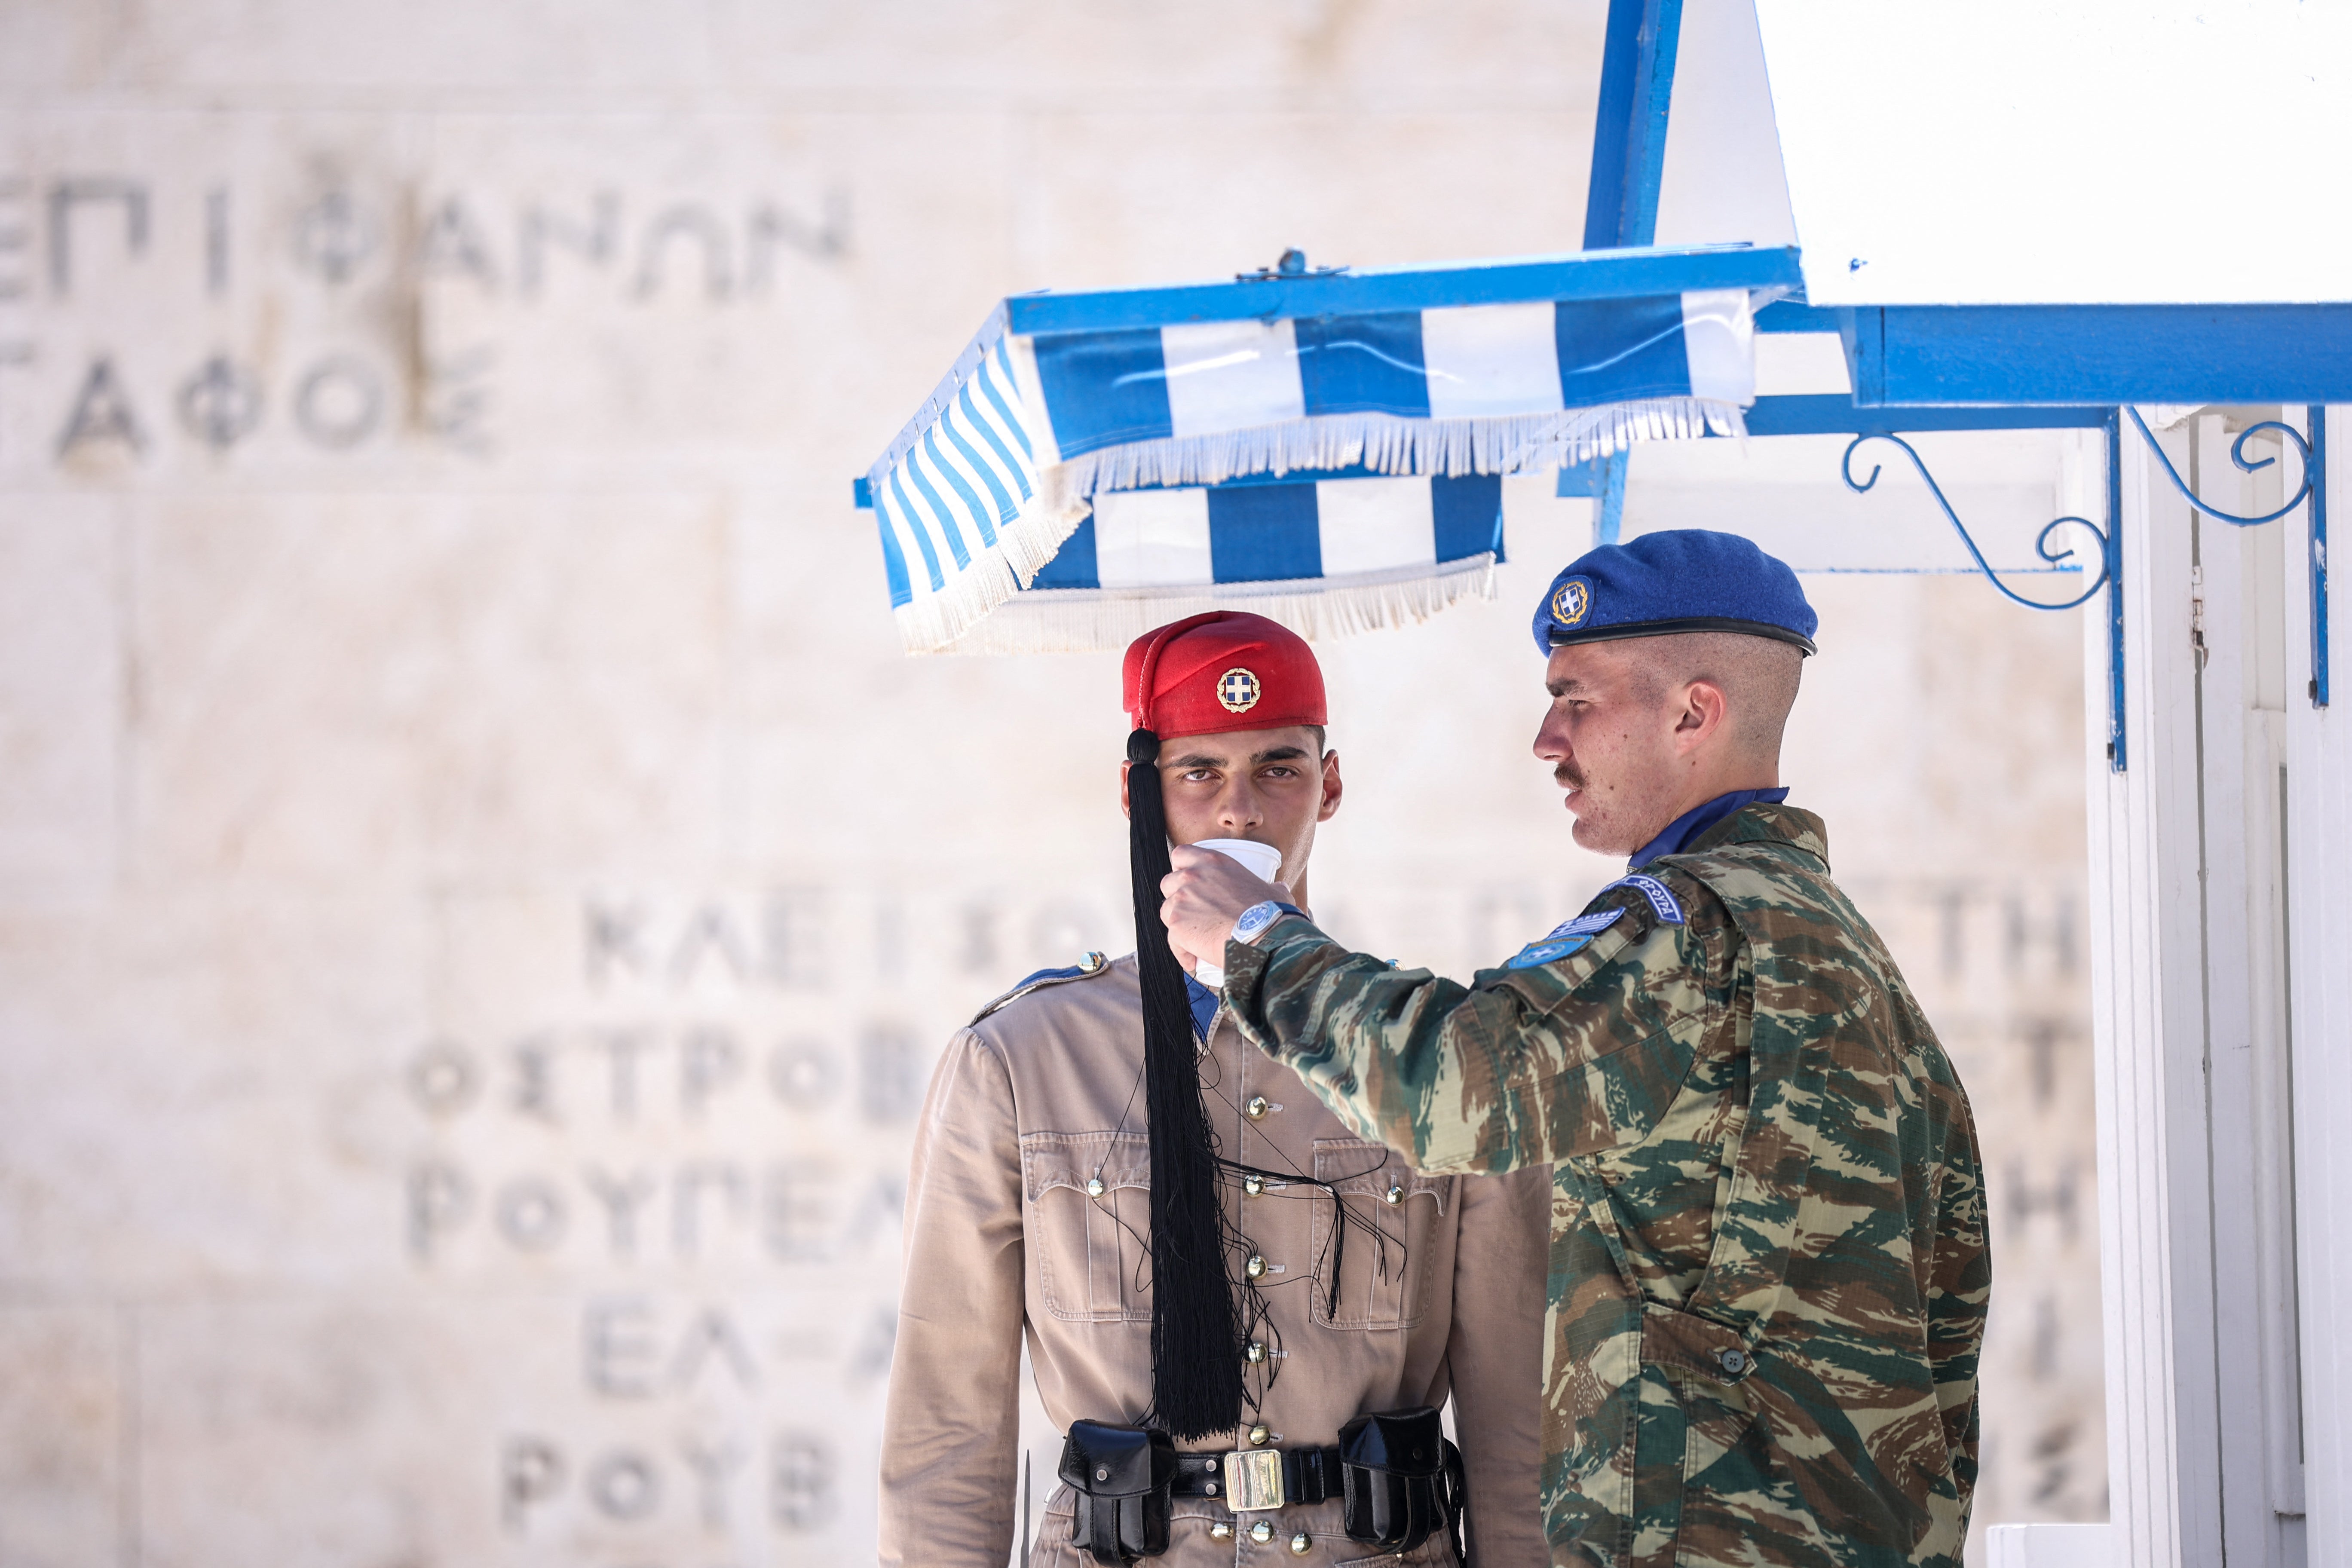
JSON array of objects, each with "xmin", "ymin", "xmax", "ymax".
[
  {"xmin": 1317, "ymin": 750, "xmax": 1344, "ymax": 823},
  {"xmin": 1119, "ymin": 759, "xmax": 1132, "ymax": 821},
  {"xmin": 1674, "ymin": 680, "xmax": 1730, "ymax": 749}
]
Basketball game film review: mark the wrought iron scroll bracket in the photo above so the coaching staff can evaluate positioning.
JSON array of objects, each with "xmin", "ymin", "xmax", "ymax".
[
  {"xmin": 1840, "ymin": 433, "xmax": 2113, "ymax": 612},
  {"xmin": 2125, "ymin": 404, "xmax": 2313, "ymax": 525},
  {"xmin": 1839, "ymin": 426, "xmax": 2127, "ymax": 769},
  {"xmin": 2124, "ymin": 404, "xmax": 2329, "ymax": 708}
]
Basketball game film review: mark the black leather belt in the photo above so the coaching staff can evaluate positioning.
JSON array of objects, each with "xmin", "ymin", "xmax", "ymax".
[{"xmin": 1170, "ymin": 1444, "xmax": 1345, "ymax": 1510}]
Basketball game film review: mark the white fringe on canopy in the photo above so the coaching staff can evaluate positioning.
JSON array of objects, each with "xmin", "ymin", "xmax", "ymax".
[
  {"xmin": 1040, "ymin": 399, "xmax": 1745, "ymax": 516},
  {"xmin": 922, "ymin": 554, "xmax": 1501, "ymax": 656}
]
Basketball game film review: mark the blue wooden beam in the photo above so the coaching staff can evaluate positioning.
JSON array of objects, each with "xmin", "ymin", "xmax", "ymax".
[
  {"xmin": 1744, "ymin": 395, "xmax": 2110, "ymax": 436},
  {"xmin": 1001, "ymin": 244, "xmax": 1800, "ymax": 335},
  {"xmin": 1846, "ymin": 304, "xmax": 2352, "ymax": 406},
  {"xmin": 1755, "ymin": 301, "xmax": 1847, "ymax": 334},
  {"xmin": 1582, "ymin": 0, "xmax": 1686, "ymax": 250}
]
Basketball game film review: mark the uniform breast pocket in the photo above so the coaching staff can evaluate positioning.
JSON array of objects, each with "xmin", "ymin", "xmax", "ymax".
[
  {"xmin": 1021, "ymin": 1131, "xmax": 1153, "ymax": 1323},
  {"xmin": 1309, "ymin": 1139, "xmax": 1450, "ymax": 1331}
]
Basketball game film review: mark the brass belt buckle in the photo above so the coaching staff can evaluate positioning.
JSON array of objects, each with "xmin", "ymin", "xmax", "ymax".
[{"xmin": 1222, "ymin": 1446, "xmax": 1286, "ymax": 1511}]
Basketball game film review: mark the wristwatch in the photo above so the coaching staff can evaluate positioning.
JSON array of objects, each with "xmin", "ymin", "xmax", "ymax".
[{"xmin": 1234, "ymin": 900, "xmax": 1305, "ymax": 944}]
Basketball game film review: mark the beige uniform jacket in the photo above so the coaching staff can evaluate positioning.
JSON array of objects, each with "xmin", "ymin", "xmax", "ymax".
[{"xmin": 881, "ymin": 953, "xmax": 1553, "ymax": 1568}]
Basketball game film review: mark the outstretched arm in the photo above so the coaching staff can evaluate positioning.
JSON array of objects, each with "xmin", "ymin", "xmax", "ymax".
[{"xmin": 1219, "ymin": 901, "xmax": 1709, "ymax": 1178}]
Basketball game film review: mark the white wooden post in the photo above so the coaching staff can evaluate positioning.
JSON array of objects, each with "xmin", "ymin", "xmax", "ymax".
[
  {"xmin": 2083, "ymin": 412, "xmax": 2224, "ymax": 1568},
  {"xmin": 2084, "ymin": 410, "xmax": 2319, "ymax": 1568}
]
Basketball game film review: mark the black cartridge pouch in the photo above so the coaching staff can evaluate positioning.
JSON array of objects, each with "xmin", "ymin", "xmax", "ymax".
[
  {"xmin": 1059, "ymin": 1420, "xmax": 1177, "ymax": 1564},
  {"xmin": 1338, "ymin": 1406, "xmax": 1466, "ymax": 1559}
]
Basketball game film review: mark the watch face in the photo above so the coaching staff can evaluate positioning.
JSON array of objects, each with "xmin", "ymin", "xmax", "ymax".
[{"xmin": 1236, "ymin": 902, "xmax": 1279, "ymax": 939}]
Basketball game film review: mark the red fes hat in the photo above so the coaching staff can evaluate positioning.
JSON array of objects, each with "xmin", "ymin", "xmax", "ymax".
[{"xmin": 1123, "ymin": 612, "xmax": 1328, "ymax": 740}]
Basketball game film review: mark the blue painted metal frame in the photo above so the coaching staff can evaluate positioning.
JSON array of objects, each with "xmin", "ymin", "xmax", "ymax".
[
  {"xmin": 1583, "ymin": 0, "xmax": 1685, "ymax": 251},
  {"xmin": 1746, "ymin": 395, "xmax": 2109, "ymax": 437},
  {"xmin": 1581, "ymin": 0, "xmax": 1684, "ymax": 543},
  {"xmin": 2312, "ymin": 410, "xmax": 2331, "ymax": 708},
  {"xmin": 1754, "ymin": 301, "xmax": 1848, "ymax": 335},
  {"xmin": 999, "ymin": 245, "xmax": 1798, "ymax": 335},
  {"xmin": 1845, "ymin": 305, "xmax": 2352, "ymax": 406},
  {"xmin": 2106, "ymin": 412, "xmax": 2127, "ymax": 770}
]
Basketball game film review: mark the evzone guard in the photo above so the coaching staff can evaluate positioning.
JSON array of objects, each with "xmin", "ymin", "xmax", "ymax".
[{"xmin": 881, "ymin": 612, "xmax": 1551, "ymax": 1566}]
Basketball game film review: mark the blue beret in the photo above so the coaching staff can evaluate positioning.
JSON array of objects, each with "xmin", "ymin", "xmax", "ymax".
[{"xmin": 1531, "ymin": 529, "xmax": 1817, "ymax": 656}]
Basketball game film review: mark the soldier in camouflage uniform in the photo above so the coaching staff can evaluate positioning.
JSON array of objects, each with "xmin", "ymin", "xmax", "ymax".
[{"xmin": 1159, "ymin": 531, "xmax": 1989, "ymax": 1568}]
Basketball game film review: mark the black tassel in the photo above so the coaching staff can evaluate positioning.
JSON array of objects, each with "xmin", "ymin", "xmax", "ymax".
[{"xmin": 1127, "ymin": 728, "xmax": 1246, "ymax": 1440}]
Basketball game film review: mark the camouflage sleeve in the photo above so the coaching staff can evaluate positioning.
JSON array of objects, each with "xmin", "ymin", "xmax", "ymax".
[
  {"xmin": 1928, "ymin": 1098, "xmax": 1991, "ymax": 1507},
  {"xmin": 1221, "ymin": 892, "xmax": 1713, "ymax": 1177}
]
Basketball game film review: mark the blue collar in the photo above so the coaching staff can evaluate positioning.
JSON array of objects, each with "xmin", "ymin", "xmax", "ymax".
[
  {"xmin": 1184, "ymin": 972, "xmax": 1220, "ymax": 1041},
  {"xmin": 1627, "ymin": 787, "xmax": 1789, "ymax": 869}
]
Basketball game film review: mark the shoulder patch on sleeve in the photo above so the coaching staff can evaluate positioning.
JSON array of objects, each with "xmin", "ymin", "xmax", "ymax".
[
  {"xmin": 1596, "ymin": 872, "xmax": 1686, "ymax": 926},
  {"xmin": 970, "ymin": 952, "xmax": 1111, "ymax": 1025},
  {"xmin": 1501, "ymin": 906, "xmax": 1629, "ymax": 970},
  {"xmin": 1505, "ymin": 933, "xmax": 1593, "ymax": 970},
  {"xmin": 1540, "ymin": 907, "xmax": 1626, "ymax": 943}
]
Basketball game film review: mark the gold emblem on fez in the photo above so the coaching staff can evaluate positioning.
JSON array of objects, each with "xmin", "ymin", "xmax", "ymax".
[
  {"xmin": 1217, "ymin": 668, "xmax": 1262, "ymax": 713},
  {"xmin": 1552, "ymin": 579, "xmax": 1592, "ymax": 627}
]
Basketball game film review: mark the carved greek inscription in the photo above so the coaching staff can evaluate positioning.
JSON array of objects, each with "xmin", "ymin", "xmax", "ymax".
[
  {"xmin": 0, "ymin": 180, "xmax": 30, "ymax": 299},
  {"xmin": 56, "ymin": 356, "xmax": 146, "ymax": 457},
  {"xmin": 582, "ymin": 892, "xmax": 831, "ymax": 992},
  {"xmin": 4, "ymin": 173, "xmax": 854, "ymax": 471},
  {"xmin": 417, "ymin": 196, "xmax": 501, "ymax": 293},
  {"xmin": 292, "ymin": 355, "xmax": 387, "ymax": 449},
  {"xmin": 520, "ymin": 192, "xmax": 619, "ymax": 296},
  {"xmin": 175, "ymin": 355, "xmax": 264, "ymax": 450},
  {"xmin": 47, "ymin": 178, "xmax": 149, "ymax": 293},
  {"xmin": 406, "ymin": 1158, "xmax": 905, "ymax": 1265},
  {"xmin": 293, "ymin": 186, "xmax": 377, "ymax": 285},
  {"xmin": 499, "ymin": 1431, "xmax": 839, "ymax": 1537}
]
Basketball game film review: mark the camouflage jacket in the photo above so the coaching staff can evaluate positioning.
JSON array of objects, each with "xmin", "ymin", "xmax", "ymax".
[{"xmin": 1223, "ymin": 804, "xmax": 1988, "ymax": 1568}]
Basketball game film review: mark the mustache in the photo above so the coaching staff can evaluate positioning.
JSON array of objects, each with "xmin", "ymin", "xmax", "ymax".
[{"xmin": 1553, "ymin": 761, "xmax": 1586, "ymax": 791}]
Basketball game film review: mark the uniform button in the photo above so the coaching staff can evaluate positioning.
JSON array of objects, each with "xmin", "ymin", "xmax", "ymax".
[
  {"xmin": 1243, "ymin": 1174, "xmax": 1264, "ymax": 1196},
  {"xmin": 1082, "ymin": 951, "xmax": 1106, "ymax": 972},
  {"xmin": 1248, "ymin": 1423, "xmax": 1271, "ymax": 1447},
  {"xmin": 1290, "ymin": 1531, "xmax": 1313, "ymax": 1555},
  {"xmin": 1245, "ymin": 1253, "xmax": 1267, "ymax": 1279},
  {"xmin": 1095, "ymin": 1467, "xmax": 1110, "ymax": 1481},
  {"xmin": 1211, "ymin": 1522, "xmax": 1234, "ymax": 1540},
  {"xmin": 1085, "ymin": 1177, "xmax": 1105, "ymax": 1197},
  {"xmin": 1245, "ymin": 1095, "xmax": 1271, "ymax": 1120},
  {"xmin": 1383, "ymin": 1181, "xmax": 1404, "ymax": 1205},
  {"xmin": 1246, "ymin": 1341, "xmax": 1266, "ymax": 1364},
  {"xmin": 1719, "ymin": 1348, "xmax": 1748, "ymax": 1375},
  {"xmin": 1250, "ymin": 1520, "xmax": 1275, "ymax": 1544}
]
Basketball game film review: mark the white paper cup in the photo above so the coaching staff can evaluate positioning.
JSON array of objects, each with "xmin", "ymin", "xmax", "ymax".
[
  {"xmin": 1191, "ymin": 837, "xmax": 1283, "ymax": 883},
  {"xmin": 1187, "ymin": 839, "xmax": 1283, "ymax": 986}
]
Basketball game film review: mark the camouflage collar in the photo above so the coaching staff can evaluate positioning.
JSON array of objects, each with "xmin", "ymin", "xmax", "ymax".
[{"xmin": 1676, "ymin": 800, "xmax": 1831, "ymax": 870}]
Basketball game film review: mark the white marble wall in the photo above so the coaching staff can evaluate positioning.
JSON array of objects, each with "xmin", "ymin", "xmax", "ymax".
[{"xmin": 0, "ymin": 4, "xmax": 2101, "ymax": 1564}]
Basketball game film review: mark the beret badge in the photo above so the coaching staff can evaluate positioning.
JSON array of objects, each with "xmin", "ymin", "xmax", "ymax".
[
  {"xmin": 1551, "ymin": 578, "xmax": 1592, "ymax": 629},
  {"xmin": 1217, "ymin": 667, "xmax": 1262, "ymax": 714}
]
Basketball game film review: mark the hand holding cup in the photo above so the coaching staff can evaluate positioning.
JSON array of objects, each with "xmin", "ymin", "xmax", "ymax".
[{"xmin": 1164, "ymin": 839, "xmax": 1286, "ymax": 986}]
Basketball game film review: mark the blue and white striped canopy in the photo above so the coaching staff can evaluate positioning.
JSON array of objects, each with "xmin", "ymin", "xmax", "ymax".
[{"xmin": 858, "ymin": 246, "xmax": 1796, "ymax": 652}]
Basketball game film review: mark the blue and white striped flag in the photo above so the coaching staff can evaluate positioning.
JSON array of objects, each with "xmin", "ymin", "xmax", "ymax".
[
  {"xmin": 953, "ymin": 469, "xmax": 1504, "ymax": 654},
  {"xmin": 862, "ymin": 279, "xmax": 1763, "ymax": 652}
]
